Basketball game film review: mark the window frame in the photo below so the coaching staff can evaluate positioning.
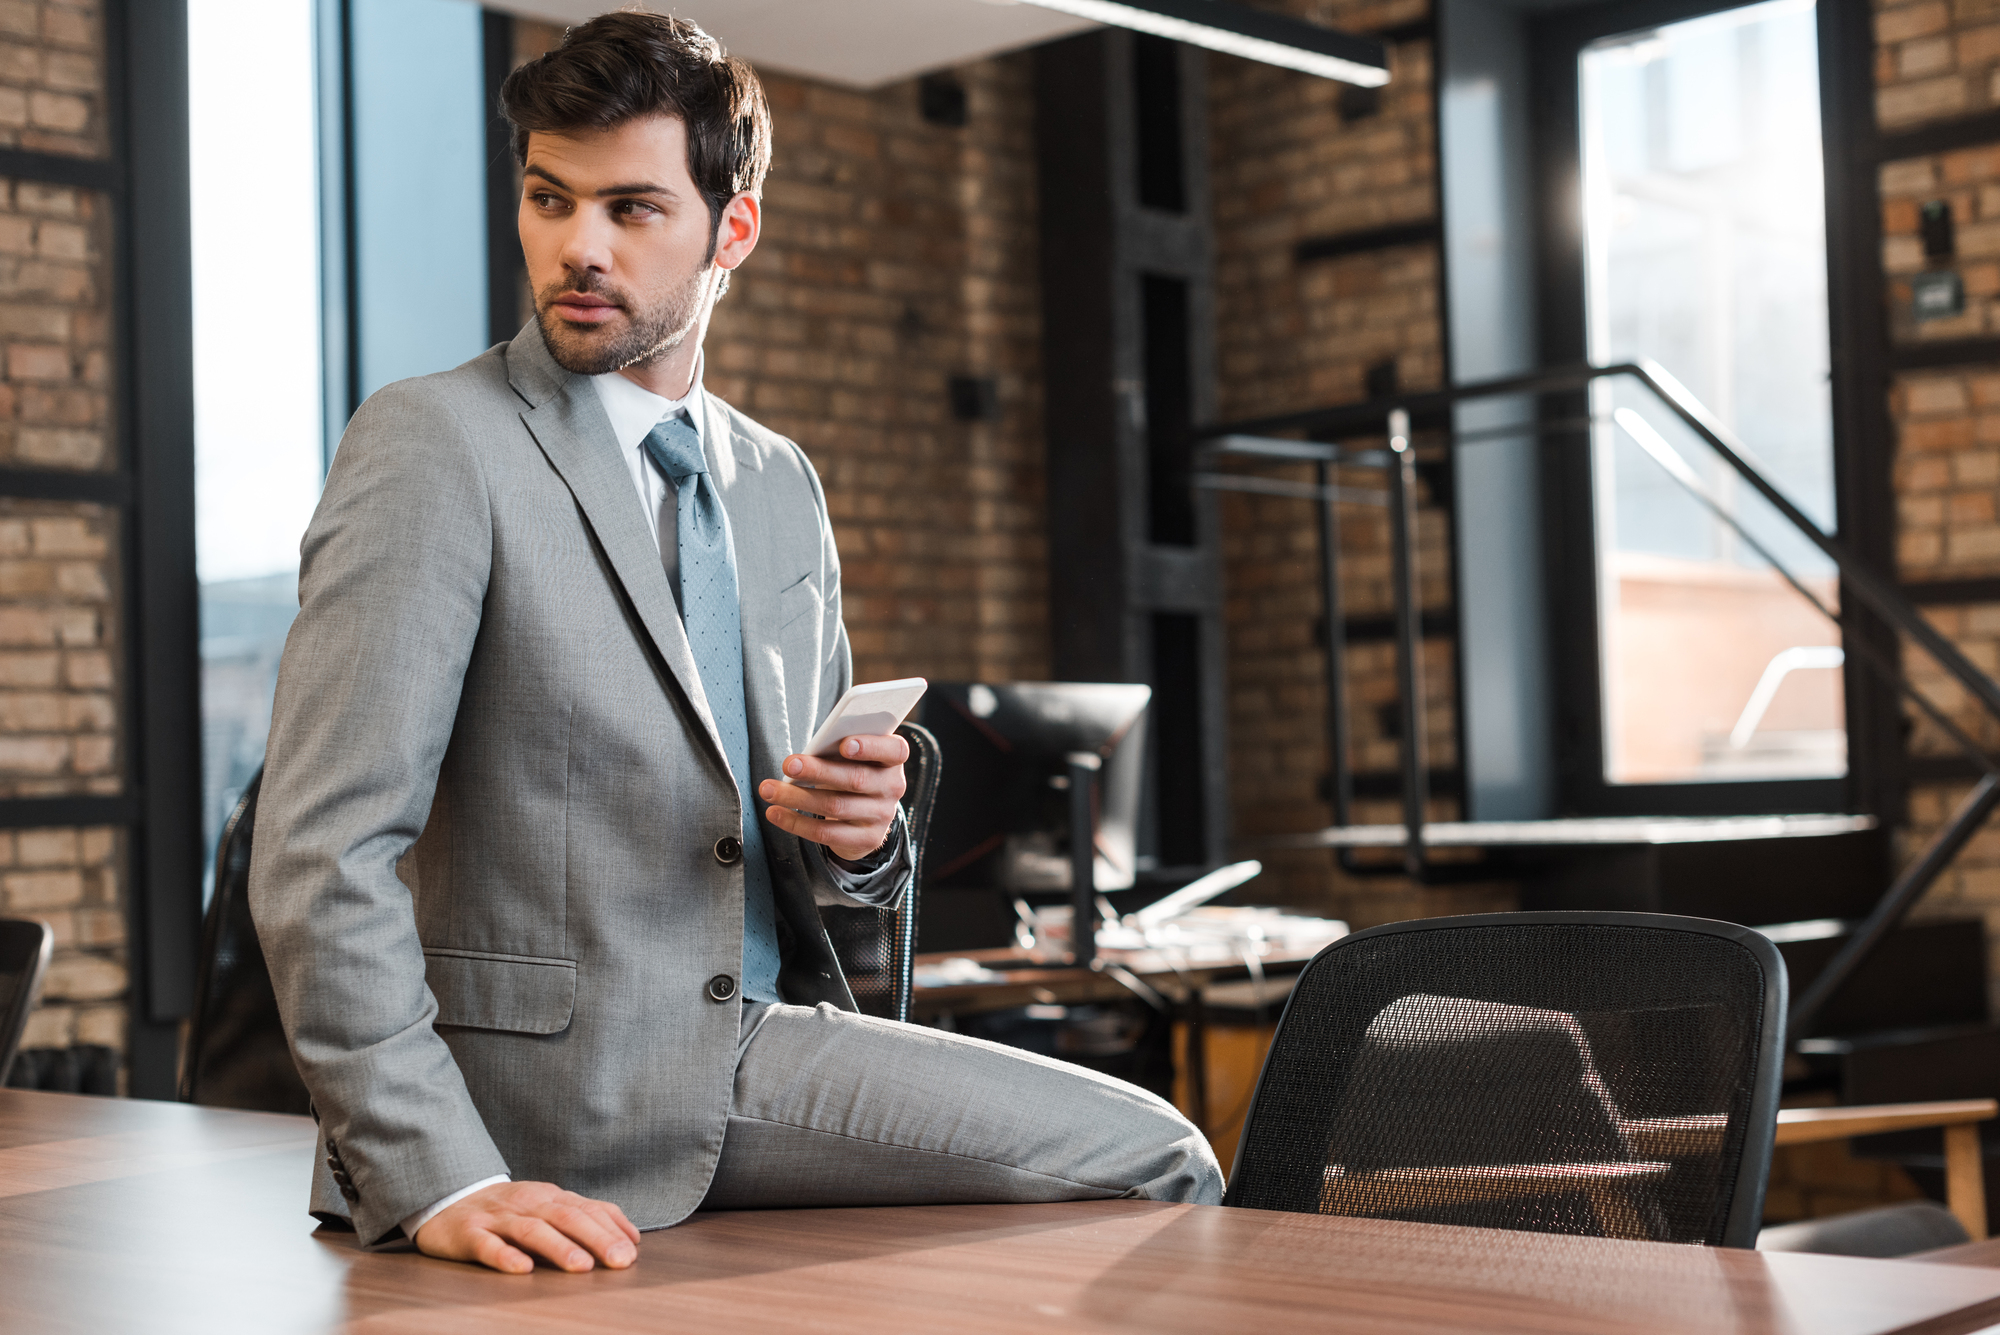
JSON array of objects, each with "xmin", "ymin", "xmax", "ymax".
[{"xmin": 1526, "ymin": 0, "xmax": 1890, "ymax": 817}]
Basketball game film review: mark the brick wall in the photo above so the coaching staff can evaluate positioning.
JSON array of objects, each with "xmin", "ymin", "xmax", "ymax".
[
  {"xmin": 0, "ymin": 0, "xmax": 125, "ymax": 1091},
  {"xmin": 706, "ymin": 59, "xmax": 1048, "ymax": 686},
  {"xmin": 1868, "ymin": 0, "xmax": 2000, "ymax": 1008},
  {"xmin": 1876, "ymin": 0, "xmax": 2000, "ymax": 130},
  {"xmin": 1883, "ymin": 149, "xmax": 2000, "ymax": 344},
  {"xmin": 0, "ymin": 1, "xmax": 101, "ymax": 157},
  {"xmin": 1208, "ymin": 0, "xmax": 1507, "ymax": 925}
]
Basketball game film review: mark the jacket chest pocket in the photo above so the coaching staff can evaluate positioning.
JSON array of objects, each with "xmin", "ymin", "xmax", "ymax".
[
  {"xmin": 776, "ymin": 572, "xmax": 819, "ymax": 633},
  {"xmin": 425, "ymin": 949, "xmax": 576, "ymax": 1034},
  {"xmin": 773, "ymin": 574, "xmax": 824, "ymax": 741}
]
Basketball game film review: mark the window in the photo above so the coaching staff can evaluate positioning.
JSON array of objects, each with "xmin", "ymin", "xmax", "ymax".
[
  {"xmin": 188, "ymin": 0, "xmax": 325, "ymax": 883},
  {"xmin": 1577, "ymin": 0, "xmax": 1842, "ymax": 787}
]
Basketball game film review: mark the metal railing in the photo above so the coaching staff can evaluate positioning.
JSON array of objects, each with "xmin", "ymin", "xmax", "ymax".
[{"xmin": 1194, "ymin": 359, "xmax": 2000, "ymax": 1038}]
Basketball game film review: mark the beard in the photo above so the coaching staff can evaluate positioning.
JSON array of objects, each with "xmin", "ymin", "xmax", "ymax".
[{"xmin": 535, "ymin": 260, "xmax": 710, "ymax": 377}]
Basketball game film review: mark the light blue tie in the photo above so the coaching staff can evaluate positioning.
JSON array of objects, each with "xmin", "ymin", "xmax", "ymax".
[{"xmin": 641, "ymin": 413, "xmax": 782, "ymax": 1003}]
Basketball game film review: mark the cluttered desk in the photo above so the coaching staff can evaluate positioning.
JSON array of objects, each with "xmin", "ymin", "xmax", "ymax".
[{"xmin": 903, "ymin": 683, "xmax": 1349, "ymax": 1151}]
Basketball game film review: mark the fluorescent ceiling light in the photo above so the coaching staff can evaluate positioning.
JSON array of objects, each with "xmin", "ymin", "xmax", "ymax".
[{"xmin": 1008, "ymin": 0, "xmax": 1389, "ymax": 86}]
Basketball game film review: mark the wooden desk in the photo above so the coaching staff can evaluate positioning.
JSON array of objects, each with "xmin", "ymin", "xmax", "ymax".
[
  {"xmin": 1916, "ymin": 1236, "xmax": 2000, "ymax": 1268},
  {"xmin": 8, "ymin": 1091, "xmax": 2000, "ymax": 1333}
]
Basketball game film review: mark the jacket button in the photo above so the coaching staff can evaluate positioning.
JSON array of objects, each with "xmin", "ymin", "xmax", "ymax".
[
  {"xmin": 714, "ymin": 835, "xmax": 743, "ymax": 864},
  {"xmin": 707, "ymin": 973, "xmax": 738, "ymax": 1002},
  {"xmin": 339, "ymin": 1183, "xmax": 360, "ymax": 1203}
]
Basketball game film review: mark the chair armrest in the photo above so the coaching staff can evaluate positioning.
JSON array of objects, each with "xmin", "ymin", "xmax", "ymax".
[{"xmin": 1773, "ymin": 1099, "xmax": 1998, "ymax": 1146}]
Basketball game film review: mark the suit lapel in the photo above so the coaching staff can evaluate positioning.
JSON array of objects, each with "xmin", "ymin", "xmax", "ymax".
[{"xmin": 506, "ymin": 329, "xmax": 731, "ymax": 775}]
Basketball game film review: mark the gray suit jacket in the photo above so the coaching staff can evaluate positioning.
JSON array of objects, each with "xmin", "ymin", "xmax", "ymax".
[{"xmin": 250, "ymin": 324, "xmax": 896, "ymax": 1246}]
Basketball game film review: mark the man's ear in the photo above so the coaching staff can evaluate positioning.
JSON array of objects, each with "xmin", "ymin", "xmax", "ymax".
[{"xmin": 714, "ymin": 192, "xmax": 760, "ymax": 273}]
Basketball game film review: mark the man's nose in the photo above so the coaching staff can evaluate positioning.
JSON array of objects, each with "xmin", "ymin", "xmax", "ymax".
[{"xmin": 559, "ymin": 210, "xmax": 616, "ymax": 276}]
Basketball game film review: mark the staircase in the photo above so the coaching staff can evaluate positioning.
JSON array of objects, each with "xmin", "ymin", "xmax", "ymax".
[{"xmin": 1199, "ymin": 359, "xmax": 2000, "ymax": 1217}]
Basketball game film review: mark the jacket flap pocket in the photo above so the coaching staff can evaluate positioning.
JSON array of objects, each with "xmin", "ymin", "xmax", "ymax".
[{"xmin": 425, "ymin": 950, "xmax": 576, "ymax": 1035}]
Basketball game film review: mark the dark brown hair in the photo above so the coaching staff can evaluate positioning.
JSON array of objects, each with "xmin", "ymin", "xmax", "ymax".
[{"xmin": 499, "ymin": 11, "xmax": 772, "ymax": 237}]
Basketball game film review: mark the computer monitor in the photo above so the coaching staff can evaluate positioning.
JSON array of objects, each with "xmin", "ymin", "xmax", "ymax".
[{"xmin": 915, "ymin": 680, "xmax": 1151, "ymax": 902}]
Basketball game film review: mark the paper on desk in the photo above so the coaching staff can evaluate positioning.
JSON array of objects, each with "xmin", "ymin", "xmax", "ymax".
[{"xmin": 912, "ymin": 957, "xmax": 1008, "ymax": 988}]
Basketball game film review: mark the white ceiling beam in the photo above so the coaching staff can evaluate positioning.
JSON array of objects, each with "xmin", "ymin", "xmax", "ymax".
[
  {"xmin": 479, "ymin": 0, "xmax": 1097, "ymax": 88},
  {"xmin": 479, "ymin": 0, "xmax": 1387, "ymax": 90}
]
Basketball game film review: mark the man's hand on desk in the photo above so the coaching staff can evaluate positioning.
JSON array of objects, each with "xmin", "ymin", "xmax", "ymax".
[
  {"xmin": 760, "ymin": 733, "xmax": 908, "ymax": 864},
  {"xmin": 413, "ymin": 1181, "xmax": 639, "ymax": 1274}
]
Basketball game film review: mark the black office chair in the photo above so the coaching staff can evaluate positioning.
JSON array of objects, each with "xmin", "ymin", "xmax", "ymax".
[
  {"xmin": 0, "ymin": 916, "xmax": 53, "ymax": 1086},
  {"xmin": 819, "ymin": 721, "xmax": 940, "ymax": 1023},
  {"xmin": 1223, "ymin": 912, "xmax": 1786, "ymax": 1248},
  {"xmin": 179, "ymin": 770, "xmax": 310, "ymax": 1114}
]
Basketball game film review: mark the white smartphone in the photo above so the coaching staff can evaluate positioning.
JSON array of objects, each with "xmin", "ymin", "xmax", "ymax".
[{"xmin": 796, "ymin": 677, "xmax": 928, "ymax": 764}]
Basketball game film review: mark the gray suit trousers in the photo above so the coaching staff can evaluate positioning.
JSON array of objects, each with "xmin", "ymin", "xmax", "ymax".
[{"xmin": 703, "ymin": 1003, "xmax": 1224, "ymax": 1210}]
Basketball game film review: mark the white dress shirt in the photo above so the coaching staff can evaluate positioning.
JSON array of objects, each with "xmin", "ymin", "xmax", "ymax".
[
  {"xmin": 593, "ymin": 356, "xmax": 704, "ymax": 598},
  {"xmin": 400, "ymin": 359, "xmax": 903, "ymax": 1246}
]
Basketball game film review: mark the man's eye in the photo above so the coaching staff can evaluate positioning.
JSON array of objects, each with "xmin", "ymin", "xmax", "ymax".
[
  {"xmin": 530, "ymin": 193, "xmax": 566, "ymax": 211},
  {"xmin": 614, "ymin": 201, "xmax": 659, "ymax": 219}
]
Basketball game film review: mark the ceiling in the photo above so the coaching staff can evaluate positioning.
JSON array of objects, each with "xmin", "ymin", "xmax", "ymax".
[{"xmin": 480, "ymin": 0, "xmax": 1101, "ymax": 88}]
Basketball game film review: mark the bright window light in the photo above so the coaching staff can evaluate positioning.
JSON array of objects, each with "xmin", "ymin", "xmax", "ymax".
[{"xmin": 188, "ymin": 0, "xmax": 325, "ymax": 882}]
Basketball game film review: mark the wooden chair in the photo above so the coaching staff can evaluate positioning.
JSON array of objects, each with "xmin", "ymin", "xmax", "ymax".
[
  {"xmin": 1608, "ymin": 1097, "xmax": 1996, "ymax": 1249},
  {"xmin": 1772, "ymin": 1099, "xmax": 1996, "ymax": 1241}
]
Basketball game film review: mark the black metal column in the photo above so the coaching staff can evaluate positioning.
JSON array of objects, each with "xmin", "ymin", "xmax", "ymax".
[
  {"xmin": 1068, "ymin": 752, "xmax": 1101, "ymax": 967},
  {"xmin": 1820, "ymin": 0, "xmax": 1906, "ymax": 826},
  {"xmin": 115, "ymin": 0, "xmax": 201, "ymax": 1097},
  {"xmin": 1036, "ymin": 31, "xmax": 1226, "ymax": 876},
  {"xmin": 483, "ymin": 9, "xmax": 524, "ymax": 348}
]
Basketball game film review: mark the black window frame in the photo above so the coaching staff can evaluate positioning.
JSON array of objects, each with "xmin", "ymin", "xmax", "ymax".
[{"xmin": 1527, "ymin": 0, "xmax": 1890, "ymax": 818}]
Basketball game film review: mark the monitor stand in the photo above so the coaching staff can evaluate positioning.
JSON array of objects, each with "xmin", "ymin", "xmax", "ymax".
[{"xmin": 1067, "ymin": 750, "xmax": 1103, "ymax": 969}]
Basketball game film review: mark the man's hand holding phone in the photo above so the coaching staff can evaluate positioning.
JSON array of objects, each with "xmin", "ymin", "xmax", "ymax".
[
  {"xmin": 760, "ymin": 679, "xmax": 923, "ymax": 863},
  {"xmin": 760, "ymin": 732, "xmax": 909, "ymax": 862}
]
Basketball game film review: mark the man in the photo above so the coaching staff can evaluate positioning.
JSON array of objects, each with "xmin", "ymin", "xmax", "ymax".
[{"xmin": 252, "ymin": 11, "xmax": 1221, "ymax": 1277}]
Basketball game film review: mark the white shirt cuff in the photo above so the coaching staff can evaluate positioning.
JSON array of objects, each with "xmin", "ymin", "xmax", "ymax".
[{"xmin": 402, "ymin": 1174, "xmax": 510, "ymax": 1244}]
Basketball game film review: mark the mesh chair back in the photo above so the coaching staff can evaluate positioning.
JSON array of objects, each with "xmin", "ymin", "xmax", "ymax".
[
  {"xmin": 819, "ymin": 721, "xmax": 940, "ymax": 1023},
  {"xmin": 1224, "ymin": 912, "xmax": 1785, "ymax": 1248},
  {"xmin": 0, "ymin": 916, "xmax": 52, "ymax": 1085},
  {"xmin": 178, "ymin": 769, "xmax": 311, "ymax": 1113}
]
